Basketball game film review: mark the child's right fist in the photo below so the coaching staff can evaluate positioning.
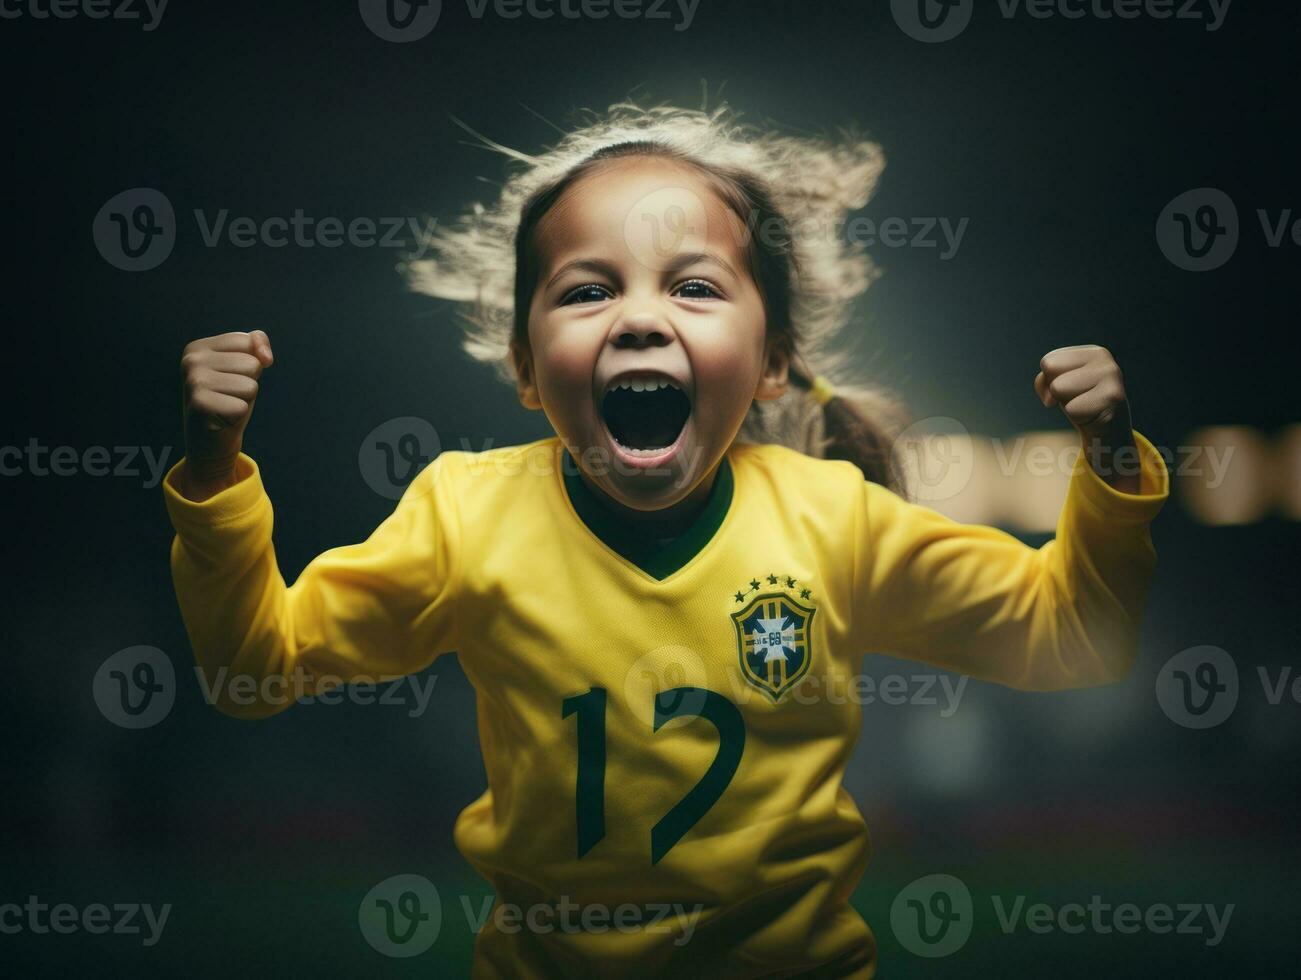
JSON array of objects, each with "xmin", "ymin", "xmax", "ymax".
[{"xmin": 178, "ymin": 330, "xmax": 274, "ymax": 500}]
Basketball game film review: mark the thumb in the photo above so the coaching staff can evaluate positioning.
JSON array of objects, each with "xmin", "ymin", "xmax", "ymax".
[
  {"xmin": 1033, "ymin": 370, "xmax": 1055, "ymax": 407},
  {"xmin": 249, "ymin": 329, "xmax": 274, "ymax": 368}
]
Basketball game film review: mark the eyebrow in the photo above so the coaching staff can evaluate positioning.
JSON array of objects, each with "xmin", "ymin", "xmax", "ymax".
[{"xmin": 543, "ymin": 251, "xmax": 740, "ymax": 292}]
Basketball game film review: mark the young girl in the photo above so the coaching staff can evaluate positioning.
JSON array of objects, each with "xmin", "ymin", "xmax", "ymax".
[{"xmin": 164, "ymin": 102, "xmax": 1169, "ymax": 977}]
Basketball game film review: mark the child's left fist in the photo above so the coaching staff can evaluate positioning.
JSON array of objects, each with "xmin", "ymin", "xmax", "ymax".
[{"xmin": 1034, "ymin": 345, "xmax": 1140, "ymax": 493}]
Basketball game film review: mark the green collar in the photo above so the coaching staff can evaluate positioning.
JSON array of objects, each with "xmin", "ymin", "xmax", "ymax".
[{"xmin": 561, "ymin": 448, "xmax": 735, "ymax": 581}]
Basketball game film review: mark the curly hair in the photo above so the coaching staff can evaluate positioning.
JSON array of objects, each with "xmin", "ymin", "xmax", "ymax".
[{"xmin": 402, "ymin": 99, "xmax": 909, "ymax": 489}]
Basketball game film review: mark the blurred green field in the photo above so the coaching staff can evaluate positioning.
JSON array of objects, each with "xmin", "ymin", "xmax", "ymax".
[{"xmin": 1, "ymin": 841, "xmax": 1291, "ymax": 977}]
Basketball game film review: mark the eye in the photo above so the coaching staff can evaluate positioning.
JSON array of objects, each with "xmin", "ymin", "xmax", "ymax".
[
  {"xmin": 560, "ymin": 283, "xmax": 614, "ymax": 305},
  {"xmin": 673, "ymin": 278, "xmax": 723, "ymax": 301}
]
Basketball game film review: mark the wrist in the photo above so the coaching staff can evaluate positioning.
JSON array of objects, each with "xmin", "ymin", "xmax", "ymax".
[
  {"xmin": 179, "ymin": 455, "xmax": 241, "ymax": 501},
  {"xmin": 1080, "ymin": 428, "xmax": 1141, "ymax": 494}
]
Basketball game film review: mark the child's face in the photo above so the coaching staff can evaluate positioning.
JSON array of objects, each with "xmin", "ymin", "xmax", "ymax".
[{"xmin": 515, "ymin": 157, "xmax": 788, "ymax": 512}]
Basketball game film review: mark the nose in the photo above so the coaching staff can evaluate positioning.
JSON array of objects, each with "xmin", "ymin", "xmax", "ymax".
[{"xmin": 611, "ymin": 308, "xmax": 674, "ymax": 349}]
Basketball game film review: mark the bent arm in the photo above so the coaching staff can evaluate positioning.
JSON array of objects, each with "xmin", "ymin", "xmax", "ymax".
[
  {"xmin": 163, "ymin": 452, "xmax": 461, "ymax": 718},
  {"xmin": 854, "ymin": 430, "xmax": 1169, "ymax": 691}
]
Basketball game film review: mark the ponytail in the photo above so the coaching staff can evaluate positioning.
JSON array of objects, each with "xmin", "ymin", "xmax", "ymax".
[{"xmin": 780, "ymin": 358, "xmax": 908, "ymax": 493}]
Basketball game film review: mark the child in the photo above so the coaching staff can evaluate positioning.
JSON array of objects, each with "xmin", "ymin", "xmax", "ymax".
[{"xmin": 164, "ymin": 101, "xmax": 1169, "ymax": 977}]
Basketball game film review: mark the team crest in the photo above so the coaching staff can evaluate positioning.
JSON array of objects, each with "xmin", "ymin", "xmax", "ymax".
[{"xmin": 731, "ymin": 580, "xmax": 816, "ymax": 702}]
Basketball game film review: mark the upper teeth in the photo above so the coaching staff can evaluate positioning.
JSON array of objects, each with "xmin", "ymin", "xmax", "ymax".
[{"xmin": 611, "ymin": 378, "xmax": 680, "ymax": 393}]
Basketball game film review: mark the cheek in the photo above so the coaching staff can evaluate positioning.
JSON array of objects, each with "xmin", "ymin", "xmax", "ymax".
[
  {"xmin": 690, "ymin": 315, "xmax": 767, "ymax": 395},
  {"xmin": 530, "ymin": 316, "xmax": 601, "ymax": 398}
]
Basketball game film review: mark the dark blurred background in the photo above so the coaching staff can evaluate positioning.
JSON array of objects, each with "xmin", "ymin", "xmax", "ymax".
[{"xmin": 2, "ymin": 0, "xmax": 1297, "ymax": 975}]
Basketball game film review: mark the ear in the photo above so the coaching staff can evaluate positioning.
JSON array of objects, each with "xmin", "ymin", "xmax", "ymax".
[
  {"xmin": 510, "ymin": 336, "xmax": 543, "ymax": 410},
  {"xmin": 754, "ymin": 336, "xmax": 791, "ymax": 402}
]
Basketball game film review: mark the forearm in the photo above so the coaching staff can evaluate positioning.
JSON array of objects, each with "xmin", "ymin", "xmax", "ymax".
[
  {"xmin": 1026, "ymin": 429, "xmax": 1168, "ymax": 688},
  {"xmin": 1081, "ymin": 426, "xmax": 1141, "ymax": 496},
  {"xmin": 166, "ymin": 456, "xmax": 300, "ymax": 718}
]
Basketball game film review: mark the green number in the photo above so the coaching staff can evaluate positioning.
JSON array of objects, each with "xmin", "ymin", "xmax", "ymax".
[
  {"xmin": 562, "ymin": 686, "xmax": 746, "ymax": 864},
  {"xmin": 561, "ymin": 687, "xmax": 606, "ymax": 858},
  {"xmin": 651, "ymin": 687, "xmax": 746, "ymax": 864}
]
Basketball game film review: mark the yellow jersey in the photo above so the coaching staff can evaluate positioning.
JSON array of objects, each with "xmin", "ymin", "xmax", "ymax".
[{"xmin": 163, "ymin": 431, "xmax": 1169, "ymax": 977}]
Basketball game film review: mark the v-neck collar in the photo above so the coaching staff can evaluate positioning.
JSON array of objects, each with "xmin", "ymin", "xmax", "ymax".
[{"xmin": 560, "ymin": 447, "xmax": 735, "ymax": 581}]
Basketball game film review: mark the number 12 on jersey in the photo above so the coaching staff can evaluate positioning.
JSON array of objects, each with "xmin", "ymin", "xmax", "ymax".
[{"xmin": 561, "ymin": 686, "xmax": 746, "ymax": 864}]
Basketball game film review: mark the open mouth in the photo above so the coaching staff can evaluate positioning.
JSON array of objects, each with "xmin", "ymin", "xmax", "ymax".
[{"xmin": 600, "ymin": 376, "xmax": 692, "ymax": 455}]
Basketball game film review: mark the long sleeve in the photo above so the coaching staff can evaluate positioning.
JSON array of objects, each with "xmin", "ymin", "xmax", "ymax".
[
  {"xmin": 852, "ymin": 429, "xmax": 1169, "ymax": 690},
  {"xmin": 162, "ymin": 452, "xmax": 463, "ymax": 718}
]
